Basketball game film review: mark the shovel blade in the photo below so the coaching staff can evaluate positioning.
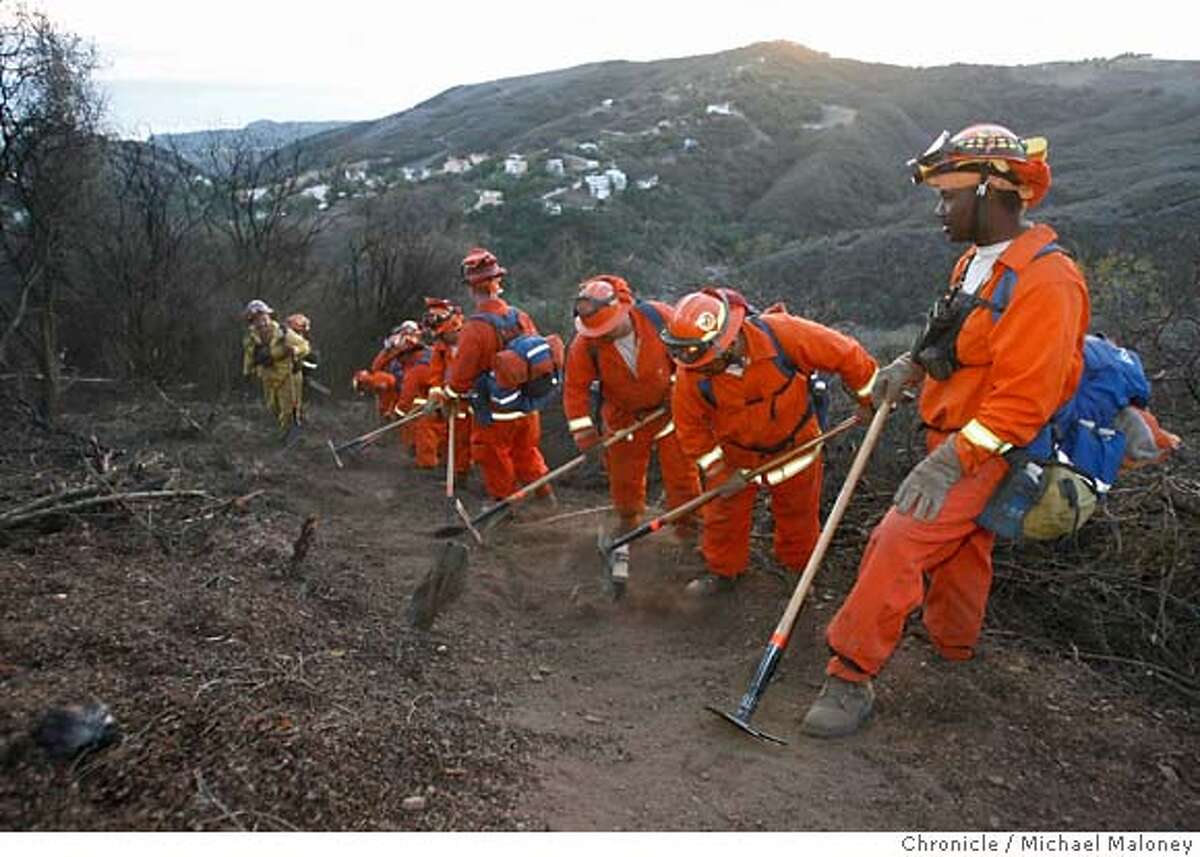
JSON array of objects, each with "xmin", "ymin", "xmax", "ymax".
[
  {"xmin": 704, "ymin": 704, "xmax": 787, "ymax": 746},
  {"xmin": 407, "ymin": 540, "xmax": 470, "ymax": 630}
]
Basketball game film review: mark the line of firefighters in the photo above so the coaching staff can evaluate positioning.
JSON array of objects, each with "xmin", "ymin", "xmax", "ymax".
[{"xmin": 238, "ymin": 123, "xmax": 1181, "ymax": 739}]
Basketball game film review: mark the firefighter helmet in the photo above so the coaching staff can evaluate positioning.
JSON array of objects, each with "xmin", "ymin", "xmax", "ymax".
[
  {"xmin": 909, "ymin": 123, "xmax": 1051, "ymax": 207},
  {"xmin": 461, "ymin": 247, "xmax": 507, "ymax": 290},
  {"xmin": 661, "ymin": 287, "xmax": 746, "ymax": 368},
  {"xmin": 573, "ymin": 275, "xmax": 635, "ymax": 338}
]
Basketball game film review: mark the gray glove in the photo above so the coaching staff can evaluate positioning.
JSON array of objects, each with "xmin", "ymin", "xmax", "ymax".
[
  {"xmin": 870, "ymin": 353, "xmax": 923, "ymax": 409},
  {"xmin": 894, "ymin": 435, "xmax": 963, "ymax": 521},
  {"xmin": 1113, "ymin": 406, "xmax": 1159, "ymax": 462}
]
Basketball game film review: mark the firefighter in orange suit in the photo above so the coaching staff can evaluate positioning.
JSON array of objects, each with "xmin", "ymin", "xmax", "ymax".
[
  {"xmin": 424, "ymin": 298, "xmax": 473, "ymax": 483},
  {"xmin": 353, "ymin": 321, "xmax": 425, "ymax": 453},
  {"xmin": 664, "ymin": 287, "xmax": 878, "ymax": 597},
  {"xmin": 397, "ymin": 338, "xmax": 439, "ymax": 469},
  {"xmin": 445, "ymin": 247, "xmax": 551, "ymax": 502},
  {"xmin": 563, "ymin": 275, "xmax": 701, "ymax": 539},
  {"xmin": 802, "ymin": 124, "xmax": 1090, "ymax": 738}
]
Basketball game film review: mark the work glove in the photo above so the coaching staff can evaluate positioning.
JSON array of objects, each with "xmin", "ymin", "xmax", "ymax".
[
  {"xmin": 253, "ymin": 344, "xmax": 272, "ymax": 368},
  {"xmin": 1113, "ymin": 406, "xmax": 1160, "ymax": 463},
  {"xmin": 573, "ymin": 426, "xmax": 601, "ymax": 452},
  {"xmin": 869, "ymin": 353, "xmax": 923, "ymax": 410},
  {"xmin": 894, "ymin": 435, "xmax": 963, "ymax": 521}
]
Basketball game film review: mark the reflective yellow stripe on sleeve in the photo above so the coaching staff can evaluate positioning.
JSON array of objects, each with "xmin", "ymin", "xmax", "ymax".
[
  {"xmin": 961, "ymin": 419, "xmax": 1013, "ymax": 455},
  {"xmin": 567, "ymin": 416, "xmax": 595, "ymax": 433},
  {"xmin": 697, "ymin": 446, "xmax": 724, "ymax": 472},
  {"xmin": 757, "ymin": 447, "xmax": 820, "ymax": 486},
  {"xmin": 855, "ymin": 368, "xmax": 879, "ymax": 400},
  {"xmin": 653, "ymin": 420, "xmax": 675, "ymax": 441}
]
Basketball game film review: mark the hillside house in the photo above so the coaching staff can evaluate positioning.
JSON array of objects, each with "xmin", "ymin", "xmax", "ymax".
[
  {"xmin": 585, "ymin": 174, "xmax": 611, "ymax": 201},
  {"xmin": 706, "ymin": 102, "xmax": 733, "ymax": 116},
  {"xmin": 604, "ymin": 168, "xmax": 627, "ymax": 192},
  {"xmin": 473, "ymin": 190, "xmax": 504, "ymax": 211},
  {"xmin": 578, "ymin": 142, "xmax": 599, "ymax": 154},
  {"xmin": 561, "ymin": 154, "xmax": 601, "ymax": 173},
  {"xmin": 545, "ymin": 158, "xmax": 565, "ymax": 177},
  {"xmin": 635, "ymin": 175, "xmax": 659, "ymax": 190},
  {"xmin": 504, "ymin": 154, "xmax": 527, "ymax": 176},
  {"xmin": 543, "ymin": 201, "xmax": 562, "ymax": 216},
  {"xmin": 442, "ymin": 157, "xmax": 472, "ymax": 175},
  {"xmin": 301, "ymin": 184, "xmax": 330, "ymax": 209},
  {"xmin": 468, "ymin": 153, "xmax": 490, "ymax": 166}
]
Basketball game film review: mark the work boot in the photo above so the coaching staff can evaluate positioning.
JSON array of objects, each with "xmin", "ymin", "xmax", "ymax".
[
  {"xmin": 683, "ymin": 573, "xmax": 737, "ymax": 597},
  {"xmin": 800, "ymin": 676, "xmax": 875, "ymax": 738}
]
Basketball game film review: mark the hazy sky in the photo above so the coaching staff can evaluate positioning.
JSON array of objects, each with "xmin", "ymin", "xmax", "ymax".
[{"xmin": 27, "ymin": 0, "xmax": 1200, "ymax": 136}]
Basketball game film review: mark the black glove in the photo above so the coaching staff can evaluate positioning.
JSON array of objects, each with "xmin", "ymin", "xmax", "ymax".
[{"xmin": 253, "ymin": 344, "xmax": 271, "ymax": 367}]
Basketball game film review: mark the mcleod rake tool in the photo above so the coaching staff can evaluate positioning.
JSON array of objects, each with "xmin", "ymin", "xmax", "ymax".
[
  {"xmin": 704, "ymin": 403, "xmax": 890, "ymax": 745},
  {"xmin": 430, "ymin": 406, "xmax": 669, "ymax": 541},
  {"xmin": 326, "ymin": 404, "xmax": 433, "ymax": 469},
  {"xmin": 598, "ymin": 415, "xmax": 863, "ymax": 597}
]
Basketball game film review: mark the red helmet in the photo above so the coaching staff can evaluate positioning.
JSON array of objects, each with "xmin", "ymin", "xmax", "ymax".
[
  {"xmin": 573, "ymin": 275, "xmax": 634, "ymax": 338},
  {"xmin": 661, "ymin": 287, "xmax": 748, "ymax": 368},
  {"xmin": 461, "ymin": 247, "xmax": 506, "ymax": 292},
  {"xmin": 285, "ymin": 313, "xmax": 311, "ymax": 335},
  {"xmin": 909, "ymin": 123, "xmax": 1051, "ymax": 207},
  {"xmin": 422, "ymin": 297, "xmax": 464, "ymax": 337}
]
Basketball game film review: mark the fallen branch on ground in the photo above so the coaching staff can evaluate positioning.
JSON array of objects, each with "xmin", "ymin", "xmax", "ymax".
[{"xmin": 0, "ymin": 490, "xmax": 209, "ymax": 530}]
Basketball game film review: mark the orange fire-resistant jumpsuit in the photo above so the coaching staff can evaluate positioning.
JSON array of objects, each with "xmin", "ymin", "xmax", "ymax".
[
  {"xmin": 446, "ymin": 297, "xmax": 550, "ymax": 501},
  {"xmin": 825, "ymin": 224, "xmax": 1090, "ymax": 681},
  {"xmin": 429, "ymin": 341, "xmax": 473, "ymax": 478},
  {"xmin": 398, "ymin": 347, "xmax": 440, "ymax": 469},
  {"xmin": 359, "ymin": 346, "xmax": 426, "ymax": 452},
  {"xmin": 673, "ymin": 313, "xmax": 877, "ymax": 578},
  {"xmin": 563, "ymin": 301, "xmax": 701, "ymax": 532}
]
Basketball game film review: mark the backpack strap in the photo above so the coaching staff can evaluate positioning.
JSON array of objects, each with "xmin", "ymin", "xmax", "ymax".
[
  {"xmin": 989, "ymin": 242, "xmax": 1064, "ymax": 322},
  {"xmin": 697, "ymin": 315, "xmax": 818, "ymax": 453},
  {"xmin": 470, "ymin": 308, "xmax": 522, "ymax": 344}
]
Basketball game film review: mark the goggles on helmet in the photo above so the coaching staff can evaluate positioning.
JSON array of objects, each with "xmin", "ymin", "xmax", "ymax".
[
  {"xmin": 573, "ymin": 285, "xmax": 618, "ymax": 321},
  {"xmin": 660, "ymin": 291, "xmax": 730, "ymax": 365},
  {"xmin": 909, "ymin": 125, "xmax": 1030, "ymax": 186}
]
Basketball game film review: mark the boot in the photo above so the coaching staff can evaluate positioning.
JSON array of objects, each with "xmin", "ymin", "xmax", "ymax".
[
  {"xmin": 800, "ymin": 675, "xmax": 875, "ymax": 738},
  {"xmin": 683, "ymin": 572, "xmax": 737, "ymax": 597}
]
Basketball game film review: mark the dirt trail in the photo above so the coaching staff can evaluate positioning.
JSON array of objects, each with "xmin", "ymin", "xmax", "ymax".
[
  {"xmin": 3, "ymin": 396, "xmax": 1197, "ymax": 831},
  {"xmin": 295, "ymin": 406, "xmax": 1198, "ymax": 831}
]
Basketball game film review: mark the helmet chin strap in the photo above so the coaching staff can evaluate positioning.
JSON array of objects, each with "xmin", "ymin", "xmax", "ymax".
[{"xmin": 971, "ymin": 169, "xmax": 991, "ymax": 245}]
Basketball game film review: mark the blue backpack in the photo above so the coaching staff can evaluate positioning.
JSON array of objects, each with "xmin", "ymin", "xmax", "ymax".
[
  {"xmin": 469, "ymin": 309, "xmax": 565, "ymax": 425},
  {"xmin": 974, "ymin": 243, "xmax": 1152, "ymax": 538}
]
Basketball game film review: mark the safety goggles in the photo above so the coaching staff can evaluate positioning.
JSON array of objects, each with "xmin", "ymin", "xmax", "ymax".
[
  {"xmin": 661, "ymin": 337, "xmax": 713, "ymax": 365},
  {"xmin": 908, "ymin": 130, "xmax": 952, "ymax": 184}
]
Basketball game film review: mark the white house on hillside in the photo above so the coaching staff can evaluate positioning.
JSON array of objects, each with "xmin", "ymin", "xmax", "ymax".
[
  {"xmin": 545, "ymin": 158, "xmax": 565, "ymax": 177},
  {"xmin": 504, "ymin": 154, "xmax": 527, "ymax": 176},
  {"xmin": 442, "ymin": 157, "xmax": 471, "ymax": 174},
  {"xmin": 473, "ymin": 189, "xmax": 504, "ymax": 211},
  {"xmin": 604, "ymin": 168, "xmax": 627, "ymax": 192},
  {"xmin": 706, "ymin": 102, "xmax": 733, "ymax": 116},
  {"xmin": 584, "ymin": 174, "xmax": 611, "ymax": 200}
]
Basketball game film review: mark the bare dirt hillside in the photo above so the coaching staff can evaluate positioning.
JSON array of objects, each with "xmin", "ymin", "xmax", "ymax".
[{"xmin": 1, "ymin": 389, "xmax": 1197, "ymax": 831}]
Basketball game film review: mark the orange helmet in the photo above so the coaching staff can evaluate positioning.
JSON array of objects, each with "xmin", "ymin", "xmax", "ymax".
[
  {"xmin": 573, "ymin": 275, "xmax": 634, "ymax": 338},
  {"xmin": 461, "ymin": 247, "xmax": 506, "ymax": 293},
  {"xmin": 385, "ymin": 320, "xmax": 422, "ymax": 351},
  {"xmin": 909, "ymin": 123, "xmax": 1051, "ymax": 207},
  {"xmin": 285, "ymin": 313, "xmax": 311, "ymax": 335},
  {"xmin": 422, "ymin": 297, "xmax": 464, "ymax": 337},
  {"xmin": 661, "ymin": 287, "xmax": 747, "ymax": 368}
]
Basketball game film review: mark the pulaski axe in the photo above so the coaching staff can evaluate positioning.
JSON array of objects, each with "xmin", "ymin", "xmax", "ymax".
[
  {"xmin": 704, "ymin": 402, "xmax": 890, "ymax": 745},
  {"xmin": 326, "ymin": 404, "xmax": 434, "ymax": 469},
  {"xmin": 599, "ymin": 415, "xmax": 863, "ymax": 600}
]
